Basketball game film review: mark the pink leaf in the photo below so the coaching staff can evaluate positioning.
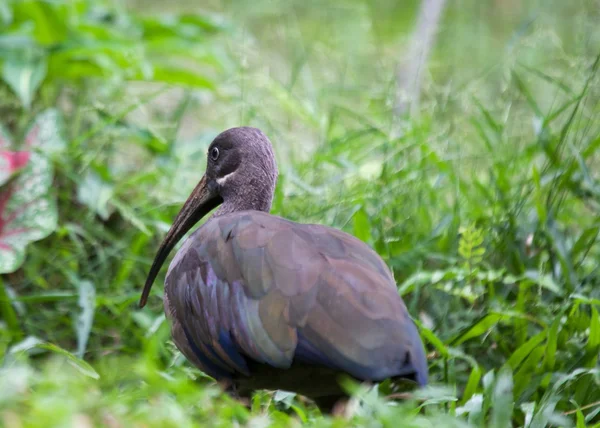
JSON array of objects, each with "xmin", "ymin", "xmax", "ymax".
[
  {"xmin": 0, "ymin": 111, "xmax": 61, "ymax": 273},
  {"xmin": 2, "ymin": 151, "xmax": 30, "ymax": 171},
  {"xmin": 0, "ymin": 153, "xmax": 57, "ymax": 274},
  {"xmin": 23, "ymin": 109, "xmax": 66, "ymax": 153},
  {"xmin": 0, "ymin": 151, "xmax": 31, "ymax": 187},
  {"xmin": 24, "ymin": 124, "xmax": 40, "ymax": 149}
]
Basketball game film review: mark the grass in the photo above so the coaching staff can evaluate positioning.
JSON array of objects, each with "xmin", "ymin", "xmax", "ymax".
[{"xmin": 1, "ymin": 0, "xmax": 600, "ymax": 426}]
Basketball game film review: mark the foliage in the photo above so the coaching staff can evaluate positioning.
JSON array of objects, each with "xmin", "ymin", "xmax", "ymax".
[
  {"xmin": 1, "ymin": 0, "xmax": 600, "ymax": 427},
  {"xmin": 0, "ymin": 110, "xmax": 64, "ymax": 275},
  {"xmin": 0, "ymin": 0, "xmax": 218, "ymax": 110}
]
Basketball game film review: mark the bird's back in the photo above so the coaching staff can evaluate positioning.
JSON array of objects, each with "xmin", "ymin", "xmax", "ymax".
[{"xmin": 164, "ymin": 210, "xmax": 428, "ymax": 399}]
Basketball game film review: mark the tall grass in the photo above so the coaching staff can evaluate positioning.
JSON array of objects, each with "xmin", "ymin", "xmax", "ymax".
[{"xmin": 1, "ymin": 0, "xmax": 600, "ymax": 426}]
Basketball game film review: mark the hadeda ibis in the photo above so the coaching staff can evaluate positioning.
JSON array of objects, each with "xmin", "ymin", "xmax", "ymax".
[{"xmin": 140, "ymin": 127, "xmax": 428, "ymax": 412}]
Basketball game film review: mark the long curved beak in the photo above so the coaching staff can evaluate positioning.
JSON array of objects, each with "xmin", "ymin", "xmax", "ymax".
[{"xmin": 139, "ymin": 175, "xmax": 222, "ymax": 308}]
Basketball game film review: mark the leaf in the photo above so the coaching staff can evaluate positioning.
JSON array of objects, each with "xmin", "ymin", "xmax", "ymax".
[
  {"xmin": 273, "ymin": 390, "xmax": 296, "ymax": 406},
  {"xmin": 511, "ymin": 71, "xmax": 542, "ymax": 117},
  {"xmin": 576, "ymin": 410, "xmax": 585, "ymax": 428},
  {"xmin": 506, "ymin": 331, "xmax": 546, "ymax": 370},
  {"xmin": 491, "ymin": 367, "xmax": 514, "ymax": 428},
  {"xmin": 531, "ymin": 165, "xmax": 547, "ymax": 224},
  {"xmin": 414, "ymin": 386, "xmax": 458, "ymax": 407},
  {"xmin": 513, "ymin": 346, "xmax": 545, "ymax": 399},
  {"xmin": 0, "ymin": 151, "xmax": 57, "ymax": 274},
  {"xmin": 528, "ymin": 397, "xmax": 572, "ymax": 428},
  {"xmin": 9, "ymin": 337, "xmax": 99, "ymax": 379},
  {"xmin": 0, "ymin": 125, "xmax": 12, "ymax": 149},
  {"xmin": 23, "ymin": 108, "xmax": 67, "ymax": 155},
  {"xmin": 546, "ymin": 216, "xmax": 576, "ymax": 291},
  {"xmin": 461, "ymin": 364, "xmax": 482, "ymax": 405},
  {"xmin": 2, "ymin": 54, "xmax": 47, "ymax": 109},
  {"xmin": 414, "ymin": 320, "xmax": 449, "ymax": 358},
  {"xmin": 13, "ymin": 0, "xmax": 68, "ymax": 45},
  {"xmin": 352, "ymin": 206, "xmax": 372, "ymax": 244},
  {"xmin": 450, "ymin": 313, "xmax": 504, "ymax": 346},
  {"xmin": 7, "ymin": 335, "xmax": 44, "ymax": 355},
  {"xmin": 0, "ymin": 151, "xmax": 30, "ymax": 186},
  {"xmin": 571, "ymin": 294, "xmax": 600, "ymax": 307},
  {"xmin": 75, "ymin": 280, "xmax": 96, "ymax": 359},
  {"xmin": 0, "ymin": 276, "xmax": 22, "ymax": 340},
  {"xmin": 521, "ymin": 270, "xmax": 562, "ymax": 295},
  {"xmin": 0, "ymin": 110, "xmax": 64, "ymax": 272},
  {"xmin": 77, "ymin": 171, "xmax": 115, "ymax": 220},
  {"xmin": 458, "ymin": 223, "xmax": 485, "ymax": 265},
  {"xmin": 571, "ymin": 226, "xmax": 600, "ymax": 263},
  {"xmin": 521, "ymin": 402, "xmax": 536, "ymax": 427},
  {"xmin": 585, "ymin": 306, "xmax": 600, "ymax": 367},
  {"xmin": 179, "ymin": 13, "xmax": 224, "ymax": 33},
  {"xmin": 112, "ymin": 199, "xmax": 151, "ymax": 235},
  {"xmin": 543, "ymin": 317, "xmax": 560, "ymax": 371},
  {"xmin": 0, "ymin": 2, "xmax": 12, "ymax": 26},
  {"xmin": 150, "ymin": 66, "xmax": 214, "ymax": 89},
  {"xmin": 457, "ymin": 394, "xmax": 484, "ymax": 423}
]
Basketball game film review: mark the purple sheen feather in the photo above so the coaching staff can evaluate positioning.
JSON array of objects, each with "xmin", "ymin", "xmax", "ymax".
[{"xmin": 229, "ymin": 279, "xmax": 262, "ymax": 362}]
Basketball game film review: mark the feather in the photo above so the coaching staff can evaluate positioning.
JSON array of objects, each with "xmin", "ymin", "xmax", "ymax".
[{"xmin": 164, "ymin": 210, "xmax": 428, "ymax": 399}]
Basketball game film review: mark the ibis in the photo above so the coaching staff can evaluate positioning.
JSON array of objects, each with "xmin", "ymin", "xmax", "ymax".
[{"xmin": 140, "ymin": 127, "xmax": 428, "ymax": 412}]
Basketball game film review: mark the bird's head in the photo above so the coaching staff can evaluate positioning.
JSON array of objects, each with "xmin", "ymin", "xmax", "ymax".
[{"xmin": 139, "ymin": 127, "xmax": 278, "ymax": 307}]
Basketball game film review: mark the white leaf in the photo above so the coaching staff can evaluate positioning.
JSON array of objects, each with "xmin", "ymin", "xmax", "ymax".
[
  {"xmin": 2, "ymin": 55, "xmax": 47, "ymax": 109},
  {"xmin": 76, "ymin": 279, "xmax": 96, "ymax": 359}
]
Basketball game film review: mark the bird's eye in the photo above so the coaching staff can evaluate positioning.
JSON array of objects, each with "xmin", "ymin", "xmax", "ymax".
[{"xmin": 210, "ymin": 147, "xmax": 220, "ymax": 161}]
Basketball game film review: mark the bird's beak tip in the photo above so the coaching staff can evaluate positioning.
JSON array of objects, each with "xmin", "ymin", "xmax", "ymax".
[{"xmin": 138, "ymin": 289, "xmax": 149, "ymax": 308}]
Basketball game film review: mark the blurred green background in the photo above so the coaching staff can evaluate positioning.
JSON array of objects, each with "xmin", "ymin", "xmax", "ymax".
[{"xmin": 1, "ymin": 0, "xmax": 600, "ymax": 426}]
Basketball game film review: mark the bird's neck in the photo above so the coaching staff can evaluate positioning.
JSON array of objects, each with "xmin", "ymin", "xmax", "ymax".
[{"xmin": 213, "ymin": 191, "xmax": 273, "ymax": 217}]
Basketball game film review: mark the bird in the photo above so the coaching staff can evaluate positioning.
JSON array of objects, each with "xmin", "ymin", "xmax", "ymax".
[{"xmin": 140, "ymin": 127, "xmax": 428, "ymax": 413}]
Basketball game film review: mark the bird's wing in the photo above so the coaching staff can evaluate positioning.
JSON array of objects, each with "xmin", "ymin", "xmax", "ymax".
[{"xmin": 164, "ymin": 211, "xmax": 427, "ymax": 385}]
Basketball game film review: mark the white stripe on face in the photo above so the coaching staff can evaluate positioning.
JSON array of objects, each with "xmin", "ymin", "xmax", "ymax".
[{"xmin": 216, "ymin": 170, "xmax": 236, "ymax": 186}]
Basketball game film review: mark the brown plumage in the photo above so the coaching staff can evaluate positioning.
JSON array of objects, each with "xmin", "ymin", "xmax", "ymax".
[{"xmin": 140, "ymin": 127, "xmax": 428, "ymax": 412}]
